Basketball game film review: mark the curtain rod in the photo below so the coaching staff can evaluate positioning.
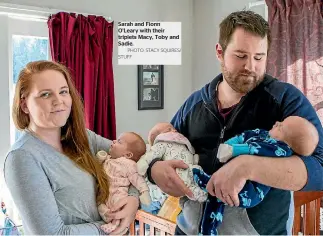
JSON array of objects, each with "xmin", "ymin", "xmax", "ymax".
[{"xmin": 0, "ymin": 3, "xmax": 113, "ymax": 21}]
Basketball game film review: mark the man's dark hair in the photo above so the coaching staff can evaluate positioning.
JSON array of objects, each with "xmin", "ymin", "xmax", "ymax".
[{"xmin": 219, "ymin": 10, "xmax": 271, "ymax": 53}]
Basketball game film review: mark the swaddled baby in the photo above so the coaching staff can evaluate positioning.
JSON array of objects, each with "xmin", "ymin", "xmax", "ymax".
[{"xmin": 137, "ymin": 122, "xmax": 207, "ymax": 202}]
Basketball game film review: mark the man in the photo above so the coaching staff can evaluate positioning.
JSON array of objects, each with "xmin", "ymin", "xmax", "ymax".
[{"xmin": 146, "ymin": 10, "xmax": 323, "ymax": 235}]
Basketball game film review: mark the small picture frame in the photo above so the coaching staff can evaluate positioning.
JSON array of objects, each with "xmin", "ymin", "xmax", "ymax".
[{"xmin": 138, "ymin": 65, "xmax": 164, "ymax": 110}]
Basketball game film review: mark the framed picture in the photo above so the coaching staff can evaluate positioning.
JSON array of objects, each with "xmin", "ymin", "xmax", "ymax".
[{"xmin": 138, "ymin": 65, "xmax": 164, "ymax": 110}]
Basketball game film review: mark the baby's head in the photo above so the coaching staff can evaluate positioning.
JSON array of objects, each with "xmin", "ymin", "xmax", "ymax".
[
  {"xmin": 109, "ymin": 132, "xmax": 146, "ymax": 162},
  {"xmin": 148, "ymin": 122, "xmax": 177, "ymax": 146},
  {"xmin": 269, "ymin": 116, "xmax": 319, "ymax": 156}
]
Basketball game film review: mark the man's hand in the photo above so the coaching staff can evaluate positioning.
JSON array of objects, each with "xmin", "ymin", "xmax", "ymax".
[
  {"xmin": 151, "ymin": 160, "xmax": 194, "ymax": 198},
  {"xmin": 206, "ymin": 155, "xmax": 250, "ymax": 207}
]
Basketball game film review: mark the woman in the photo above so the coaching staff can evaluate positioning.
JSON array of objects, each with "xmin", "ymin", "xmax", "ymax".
[{"xmin": 4, "ymin": 60, "xmax": 139, "ymax": 235}]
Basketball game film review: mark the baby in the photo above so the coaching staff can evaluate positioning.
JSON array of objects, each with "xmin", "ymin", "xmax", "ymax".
[
  {"xmin": 97, "ymin": 132, "xmax": 151, "ymax": 234},
  {"xmin": 137, "ymin": 122, "xmax": 208, "ymax": 202},
  {"xmin": 193, "ymin": 116, "xmax": 319, "ymax": 235},
  {"xmin": 217, "ymin": 115, "xmax": 319, "ymax": 162}
]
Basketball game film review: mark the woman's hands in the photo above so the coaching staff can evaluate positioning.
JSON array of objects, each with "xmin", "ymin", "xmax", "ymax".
[{"xmin": 106, "ymin": 196, "xmax": 139, "ymax": 235}]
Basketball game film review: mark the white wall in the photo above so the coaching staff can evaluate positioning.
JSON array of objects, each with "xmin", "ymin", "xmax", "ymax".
[
  {"xmin": 0, "ymin": 0, "xmax": 193, "ymax": 142},
  {"xmin": 192, "ymin": 0, "xmax": 267, "ymax": 90}
]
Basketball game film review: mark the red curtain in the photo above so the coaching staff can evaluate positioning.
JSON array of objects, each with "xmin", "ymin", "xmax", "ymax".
[
  {"xmin": 48, "ymin": 12, "xmax": 116, "ymax": 139},
  {"xmin": 265, "ymin": 0, "xmax": 323, "ymax": 124}
]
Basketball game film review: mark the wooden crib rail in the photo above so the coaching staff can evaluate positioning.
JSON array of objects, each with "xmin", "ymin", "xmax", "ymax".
[
  {"xmin": 130, "ymin": 192, "xmax": 323, "ymax": 235},
  {"xmin": 129, "ymin": 210, "xmax": 176, "ymax": 235},
  {"xmin": 292, "ymin": 191, "xmax": 323, "ymax": 235}
]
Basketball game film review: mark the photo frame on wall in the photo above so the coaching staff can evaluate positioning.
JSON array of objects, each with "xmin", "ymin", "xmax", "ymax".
[{"xmin": 138, "ymin": 65, "xmax": 164, "ymax": 110}]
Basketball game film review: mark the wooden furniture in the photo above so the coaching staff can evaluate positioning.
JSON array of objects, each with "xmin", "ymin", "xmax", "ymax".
[
  {"xmin": 293, "ymin": 191, "xmax": 323, "ymax": 235},
  {"xmin": 130, "ymin": 191, "xmax": 323, "ymax": 235},
  {"xmin": 129, "ymin": 210, "xmax": 176, "ymax": 235}
]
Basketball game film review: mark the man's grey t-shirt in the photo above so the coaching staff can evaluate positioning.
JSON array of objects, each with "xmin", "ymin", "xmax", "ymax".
[{"xmin": 4, "ymin": 129, "xmax": 111, "ymax": 235}]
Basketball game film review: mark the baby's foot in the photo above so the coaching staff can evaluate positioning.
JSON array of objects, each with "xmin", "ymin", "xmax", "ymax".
[{"xmin": 101, "ymin": 224, "xmax": 117, "ymax": 234}]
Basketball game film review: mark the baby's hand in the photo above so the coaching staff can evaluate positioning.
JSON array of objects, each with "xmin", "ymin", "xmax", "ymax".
[
  {"xmin": 139, "ymin": 191, "xmax": 151, "ymax": 206},
  {"xmin": 217, "ymin": 144, "xmax": 233, "ymax": 163}
]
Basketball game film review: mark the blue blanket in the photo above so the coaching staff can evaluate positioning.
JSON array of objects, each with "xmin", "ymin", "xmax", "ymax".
[{"xmin": 193, "ymin": 129, "xmax": 293, "ymax": 235}]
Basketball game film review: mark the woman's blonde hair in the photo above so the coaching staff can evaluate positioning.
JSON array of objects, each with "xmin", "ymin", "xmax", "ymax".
[{"xmin": 12, "ymin": 60, "xmax": 109, "ymax": 205}]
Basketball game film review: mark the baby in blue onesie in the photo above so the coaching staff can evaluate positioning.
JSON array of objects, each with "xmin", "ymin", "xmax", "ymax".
[{"xmin": 193, "ymin": 116, "xmax": 319, "ymax": 235}]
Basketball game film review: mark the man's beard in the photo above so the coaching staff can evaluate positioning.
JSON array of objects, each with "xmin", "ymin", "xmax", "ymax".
[{"xmin": 221, "ymin": 62, "xmax": 265, "ymax": 93}]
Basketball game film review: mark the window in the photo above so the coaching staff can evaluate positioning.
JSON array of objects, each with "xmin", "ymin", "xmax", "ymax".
[
  {"xmin": 0, "ymin": 6, "xmax": 51, "ymax": 225},
  {"xmin": 12, "ymin": 35, "xmax": 49, "ymax": 84},
  {"xmin": 8, "ymin": 17, "xmax": 50, "ymax": 145},
  {"xmin": 11, "ymin": 35, "xmax": 49, "ymax": 143}
]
